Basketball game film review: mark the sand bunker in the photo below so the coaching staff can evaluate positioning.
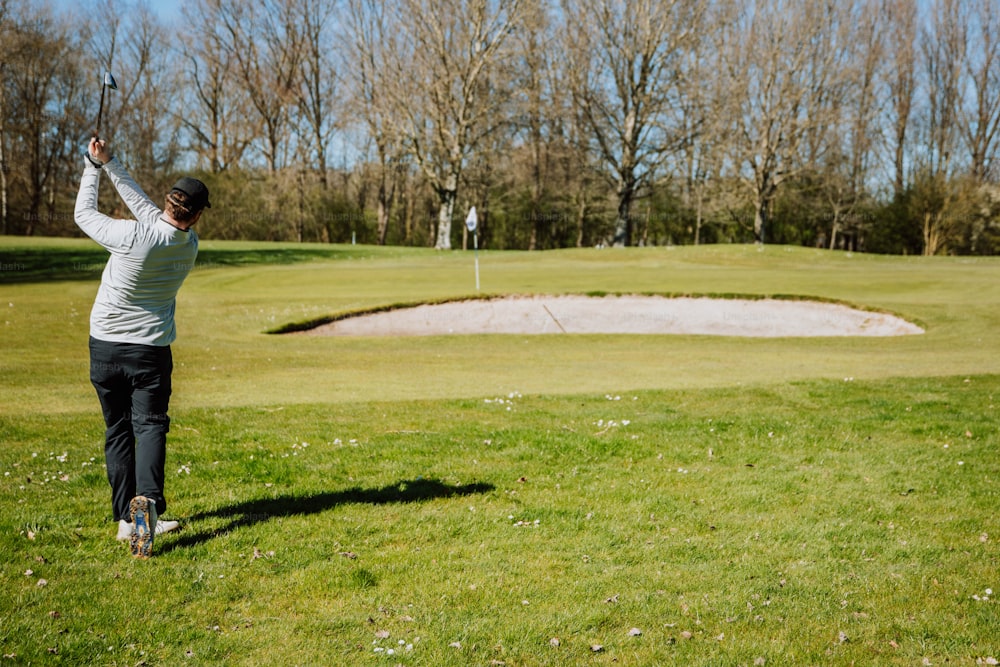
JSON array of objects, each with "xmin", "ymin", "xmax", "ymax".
[{"xmin": 302, "ymin": 295, "xmax": 924, "ymax": 337}]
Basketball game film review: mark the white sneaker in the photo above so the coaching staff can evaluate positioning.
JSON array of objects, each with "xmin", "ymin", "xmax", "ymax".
[
  {"xmin": 155, "ymin": 519, "xmax": 180, "ymax": 535},
  {"xmin": 117, "ymin": 519, "xmax": 134, "ymax": 541},
  {"xmin": 116, "ymin": 518, "xmax": 180, "ymax": 541}
]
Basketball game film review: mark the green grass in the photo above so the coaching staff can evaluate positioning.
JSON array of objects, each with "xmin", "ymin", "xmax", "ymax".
[{"xmin": 1, "ymin": 238, "xmax": 999, "ymax": 665}]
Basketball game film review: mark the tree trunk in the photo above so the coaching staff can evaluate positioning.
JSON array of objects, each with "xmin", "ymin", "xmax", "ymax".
[
  {"xmin": 376, "ymin": 193, "xmax": 390, "ymax": 245},
  {"xmin": 0, "ymin": 84, "xmax": 6, "ymax": 236},
  {"xmin": 435, "ymin": 188, "xmax": 456, "ymax": 250},
  {"xmin": 434, "ymin": 172, "xmax": 458, "ymax": 250},
  {"xmin": 613, "ymin": 181, "xmax": 634, "ymax": 246},
  {"xmin": 694, "ymin": 184, "xmax": 703, "ymax": 246},
  {"xmin": 752, "ymin": 192, "xmax": 768, "ymax": 244}
]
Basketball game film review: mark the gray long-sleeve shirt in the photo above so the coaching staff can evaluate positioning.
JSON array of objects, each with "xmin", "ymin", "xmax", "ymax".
[{"xmin": 74, "ymin": 157, "xmax": 198, "ymax": 346}]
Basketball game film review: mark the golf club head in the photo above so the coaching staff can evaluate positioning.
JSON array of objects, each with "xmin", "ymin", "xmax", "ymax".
[{"xmin": 94, "ymin": 72, "xmax": 117, "ymax": 139}]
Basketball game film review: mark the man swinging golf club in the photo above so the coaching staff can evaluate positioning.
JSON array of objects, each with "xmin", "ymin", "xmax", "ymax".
[{"xmin": 75, "ymin": 124, "xmax": 210, "ymax": 558}]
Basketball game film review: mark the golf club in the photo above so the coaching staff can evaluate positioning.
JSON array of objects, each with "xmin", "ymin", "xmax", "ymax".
[{"xmin": 94, "ymin": 71, "xmax": 118, "ymax": 139}]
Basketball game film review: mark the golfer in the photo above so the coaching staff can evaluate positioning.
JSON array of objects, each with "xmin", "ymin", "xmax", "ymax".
[{"xmin": 74, "ymin": 137, "xmax": 209, "ymax": 558}]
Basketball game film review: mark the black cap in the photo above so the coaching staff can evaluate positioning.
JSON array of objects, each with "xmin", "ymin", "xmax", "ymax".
[{"xmin": 171, "ymin": 177, "xmax": 211, "ymax": 209}]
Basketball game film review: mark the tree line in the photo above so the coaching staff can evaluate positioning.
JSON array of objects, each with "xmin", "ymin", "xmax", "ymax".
[{"xmin": 2, "ymin": 0, "xmax": 999, "ymax": 254}]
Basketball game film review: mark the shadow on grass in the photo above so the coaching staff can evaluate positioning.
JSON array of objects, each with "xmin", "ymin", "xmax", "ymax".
[
  {"xmin": 0, "ymin": 245, "xmax": 349, "ymax": 284},
  {"xmin": 158, "ymin": 478, "xmax": 494, "ymax": 554}
]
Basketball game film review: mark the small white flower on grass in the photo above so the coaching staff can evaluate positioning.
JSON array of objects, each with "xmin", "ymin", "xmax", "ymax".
[
  {"xmin": 628, "ymin": 628, "xmax": 642, "ymax": 636},
  {"xmin": 37, "ymin": 579, "xmax": 47, "ymax": 588}
]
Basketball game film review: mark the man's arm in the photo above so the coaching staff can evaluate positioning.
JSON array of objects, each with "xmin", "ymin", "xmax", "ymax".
[
  {"xmin": 74, "ymin": 156, "xmax": 134, "ymax": 252},
  {"xmin": 86, "ymin": 138, "xmax": 163, "ymax": 225}
]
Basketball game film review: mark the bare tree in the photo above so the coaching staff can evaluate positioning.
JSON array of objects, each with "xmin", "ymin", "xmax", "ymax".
[
  {"xmin": 883, "ymin": 0, "xmax": 917, "ymax": 195},
  {"xmin": 214, "ymin": 0, "xmax": 304, "ymax": 171},
  {"xmin": 379, "ymin": 0, "xmax": 524, "ymax": 250},
  {"xmin": 716, "ymin": 0, "xmax": 849, "ymax": 243},
  {"xmin": 825, "ymin": 0, "xmax": 886, "ymax": 249},
  {"xmin": 913, "ymin": 0, "xmax": 969, "ymax": 255},
  {"xmin": 0, "ymin": 0, "xmax": 13, "ymax": 235},
  {"xmin": 345, "ymin": 0, "xmax": 406, "ymax": 245},
  {"xmin": 179, "ymin": 1, "xmax": 258, "ymax": 172},
  {"xmin": 507, "ymin": 0, "xmax": 556, "ymax": 250},
  {"xmin": 562, "ymin": 0, "xmax": 703, "ymax": 246},
  {"xmin": 923, "ymin": 0, "xmax": 966, "ymax": 179},
  {"xmin": 671, "ymin": 1, "xmax": 731, "ymax": 246},
  {"xmin": 5, "ymin": 4, "xmax": 76, "ymax": 235},
  {"xmin": 959, "ymin": 0, "xmax": 1000, "ymax": 183},
  {"xmin": 295, "ymin": 0, "xmax": 339, "ymax": 187},
  {"xmin": 109, "ymin": 6, "xmax": 179, "ymax": 184}
]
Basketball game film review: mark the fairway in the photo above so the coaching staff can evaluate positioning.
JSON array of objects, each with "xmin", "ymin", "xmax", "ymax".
[{"xmin": 1, "ymin": 239, "xmax": 998, "ymax": 665}]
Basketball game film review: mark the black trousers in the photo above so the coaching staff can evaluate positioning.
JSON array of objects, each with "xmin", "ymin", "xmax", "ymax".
[{"xmin": 89, "ymin": 336, "xmax": 172, "ymax": 521}]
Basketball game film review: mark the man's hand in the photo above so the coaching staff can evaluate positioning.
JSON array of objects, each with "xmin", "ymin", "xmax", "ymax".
[{"xmin": 88, "ymin": 138, "xmax": 113, "ymax": 166}]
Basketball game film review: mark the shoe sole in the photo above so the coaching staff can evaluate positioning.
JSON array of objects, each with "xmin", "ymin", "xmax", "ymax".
[{"xmin": 129, "ymin": 497, "xmax": 153, "ymax": 559}]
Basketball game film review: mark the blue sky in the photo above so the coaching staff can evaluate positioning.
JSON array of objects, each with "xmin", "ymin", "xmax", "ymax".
[{"xmin": 52, "ymin": 0, "xmax": 181, "ymax": 25}]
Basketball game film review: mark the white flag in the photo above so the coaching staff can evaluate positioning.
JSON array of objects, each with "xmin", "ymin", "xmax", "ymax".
[{"xmin": 465, "ymin": 206, "xmax": 478, "ymax": 232}]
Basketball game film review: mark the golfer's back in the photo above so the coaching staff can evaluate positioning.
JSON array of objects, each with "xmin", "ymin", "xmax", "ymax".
[{"xmin": 92, "ymin": 223, "xmax": 198, "ymax": 346}]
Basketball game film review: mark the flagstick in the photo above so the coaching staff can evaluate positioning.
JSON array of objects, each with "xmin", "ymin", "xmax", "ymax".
[
  {"xmin": 466, "ymin": 206, "xmax": 480, "ymax": 292},
  {"xmin": 474, "ymin": 229, "xmax": 480, "ymax": 292}
]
